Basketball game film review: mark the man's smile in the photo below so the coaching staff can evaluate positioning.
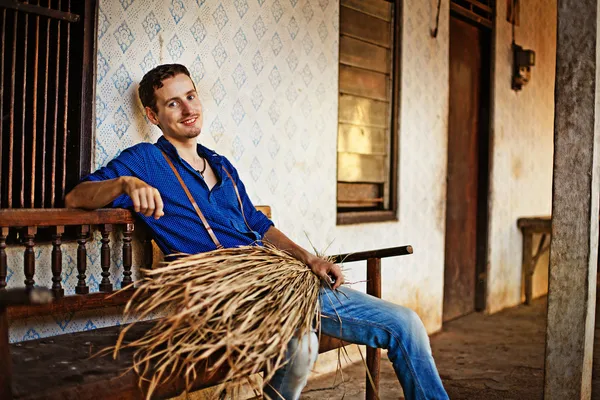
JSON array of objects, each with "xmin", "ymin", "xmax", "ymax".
[{"xmin": 181, "ymin": 116, "xmax": 198, "ymax": 126}]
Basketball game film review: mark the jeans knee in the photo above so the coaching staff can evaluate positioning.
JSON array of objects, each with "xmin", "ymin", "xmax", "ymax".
[
  {"xmin": 393, "ymin": 307, "xmax": 431, "ymax": 355},
  {"xmin": 287, "ymin": 331, "xmax": 318, "ymax": 380}
]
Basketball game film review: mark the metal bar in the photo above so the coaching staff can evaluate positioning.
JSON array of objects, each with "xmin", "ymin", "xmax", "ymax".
[
  {"xmin": 0, "ymin": 0, "xmax": 79, "ymax": 22},
  {"xmin": 40, "ymin": 0, "xmax": 50, "ymax": 206},
  {"xmin": 8, "ymin": 9, "xmax": 17, "ymax": 208},
  {"xmin": 365, "ymin": 257, "xmax": 381, "ymax": 400},
  {"xmin": 60, "ymin": 0, "xmax": 70, "ymax": 202},
  {"xmin": 50, "ymin": 0, "xmax": 61, "ymax": 207},
  {"xmin": 20, "ymin": 6, "xmax": 28, "ymax": 208},
  {"xmin": 330, "ymin": 245, "xmax": 413, "ymax": 264},
  {"xmin": 0, "ymin": 9, "xmax": 5, "ymax": 208},
  {"xmin": 31, "ymin": 0, "xmax": 40, "ymax": 207}
]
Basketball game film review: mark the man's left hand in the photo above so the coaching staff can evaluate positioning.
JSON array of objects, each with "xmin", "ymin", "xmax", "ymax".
[{"xmin": 307, "ymin": 257, "xmax": 344, "ymax": 290}]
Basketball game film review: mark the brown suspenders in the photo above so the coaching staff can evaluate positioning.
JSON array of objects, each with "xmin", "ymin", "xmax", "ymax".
[{"xmin": 160, "ymin": 150, "xmax": 251, "ymax": 250}]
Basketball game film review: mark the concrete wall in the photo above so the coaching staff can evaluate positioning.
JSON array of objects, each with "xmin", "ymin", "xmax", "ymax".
[
  {"xmin": 487, "ymin": 0, "xmax": 557, "ymax": 313},
  {"xmin": 334, "ymin": 0, "xmax": 450, "ymax": 331}
]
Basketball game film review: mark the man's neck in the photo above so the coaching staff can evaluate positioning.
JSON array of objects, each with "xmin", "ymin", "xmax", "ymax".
[{"xmin": 165, "ymin": 136, "xmax": 199, "ymax": 160}]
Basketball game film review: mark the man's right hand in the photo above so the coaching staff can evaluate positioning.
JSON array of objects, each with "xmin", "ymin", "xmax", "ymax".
[{"xmin": 120, "ymin": 177, "xmax": 164, "ymax": 219}]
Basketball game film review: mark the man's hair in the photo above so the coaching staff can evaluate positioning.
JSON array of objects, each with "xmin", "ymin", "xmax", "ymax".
[{"xmin": 138, "ymin": 64, "xmax": 192, "ymax": 113}]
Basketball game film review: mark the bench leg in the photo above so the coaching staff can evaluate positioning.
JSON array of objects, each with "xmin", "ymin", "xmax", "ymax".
[
  {"xmin": 0, "ymin": 307, "xmax": 13, "ymax": 400},
  {"xmin": 366, "ymin": 258, "xmax": 381, "ymax": 400},
  {"xmin": 522, "ymin": 231, "xmax": 533, "ymax": 305}
]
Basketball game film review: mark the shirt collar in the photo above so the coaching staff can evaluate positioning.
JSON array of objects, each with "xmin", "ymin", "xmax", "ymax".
[{"xmin": 155, "ymin": 136, "xmax": 224, "ymax": 167}]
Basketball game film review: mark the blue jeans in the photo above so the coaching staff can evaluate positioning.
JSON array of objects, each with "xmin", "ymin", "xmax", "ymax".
[
  {"xmin": 265, "ymin": 287, "xmax": 449, "ymax": 400},
  {"xmin": 263, "ymin": 330, "xmax": 319, "ymax": 399}
]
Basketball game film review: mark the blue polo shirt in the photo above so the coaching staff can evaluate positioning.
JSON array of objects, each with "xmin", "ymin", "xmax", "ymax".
[{"xmin": 83, "ymin": 136, "xmax": 274, "ymax": 255}]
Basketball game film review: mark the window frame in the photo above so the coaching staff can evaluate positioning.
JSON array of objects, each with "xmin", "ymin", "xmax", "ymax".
[
  {"xmin": 76, "ymin": 0, "xmax": 99, "ymax": 183},
  {"xmin": 0, "ymin": 0, "xmax": 98, "ymax": 209},
  {"xmin": 336, "ymin": 0, "xmax": 402, "ymax": 225}
]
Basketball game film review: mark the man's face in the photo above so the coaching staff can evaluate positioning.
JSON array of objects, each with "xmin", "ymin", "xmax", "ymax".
[{"xmin": 145, "ymin": 73, "xmax": 203, "ymax": 142}]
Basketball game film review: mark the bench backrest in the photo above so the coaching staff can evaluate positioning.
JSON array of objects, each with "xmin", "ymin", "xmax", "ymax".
[{"xmin": 0, "ymin": 206, "xmax": 272, "ymax": 321}]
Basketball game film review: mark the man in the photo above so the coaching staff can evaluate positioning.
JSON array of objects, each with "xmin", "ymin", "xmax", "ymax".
[{"xmin": 65, "ymin": 64, "xmax": 448, "ymax": 400}]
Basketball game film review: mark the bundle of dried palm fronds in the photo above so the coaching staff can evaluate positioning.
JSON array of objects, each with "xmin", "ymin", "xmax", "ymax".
[{"xmin": 112, "ymin": 243, "xmax": 322, "ymax": 399}]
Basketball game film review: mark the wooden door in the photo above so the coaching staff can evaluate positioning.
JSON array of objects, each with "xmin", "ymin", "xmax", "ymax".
[{"xmin": 443, "ymin": 16, "xmax": 489, "ymax": 322}]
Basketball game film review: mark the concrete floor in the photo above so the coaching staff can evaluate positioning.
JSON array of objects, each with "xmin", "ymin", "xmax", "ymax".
[{"xmin": 303, "ymin": 297, "xmax": 600, "ymax": 400}]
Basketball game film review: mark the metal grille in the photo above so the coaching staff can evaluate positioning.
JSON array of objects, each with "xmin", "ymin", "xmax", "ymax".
[
  {"xmin": 0, "ymin": 0, "xmax": 94, "ymax": 209},
  {"xmin": 450, "ymin": 0, "xmax": 494, "ymax": 28}
]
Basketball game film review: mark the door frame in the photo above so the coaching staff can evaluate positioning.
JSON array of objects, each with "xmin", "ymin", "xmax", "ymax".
[
  {"xmin": 477, "ymin": 1, "xmax": 497, "ymax": 313},
  {"xmin": 443, "ymin": 4, "xmax": 496, "ymax": 318}
]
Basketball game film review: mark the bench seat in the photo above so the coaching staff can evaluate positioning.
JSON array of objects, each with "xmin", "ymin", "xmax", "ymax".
[
  {"xmin": 11, "ymin": 319, "xmax": 346, "ymax": 400},
  {"xmin": 1, "ymin": 208, "xmax": 413, "ymax": 400}
]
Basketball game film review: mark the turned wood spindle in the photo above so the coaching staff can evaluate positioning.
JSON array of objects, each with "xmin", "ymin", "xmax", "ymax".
[
  {"xmin": 0, "ymin": 228, "xmax": 8, "ymax": 290},
  {"xmin": 121, "ymin": 223, "xmax": 134, "ymax": 288},
  {"xmin": 24, "ymin": 226, "xmax": 37, "ymax": 290},
  {"xmin": 76, "ymin": 225, "xmax": 90, "ymax": 294},
  {"xmin": 99, "ymin": 224, "xmax": 113, "ymax": 292},
  {"xmin": 51, "ymin": 226, "xmax": 65, "ymax": 298}
]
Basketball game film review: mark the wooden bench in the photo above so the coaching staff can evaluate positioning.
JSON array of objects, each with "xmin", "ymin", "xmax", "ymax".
[
  {"xmin": 517, "ymin": 216, "xmax": 551, "ymax": 305},
  {"xmin": 0, "ymin": 208, "xmax": 413, "ymax": 399}
]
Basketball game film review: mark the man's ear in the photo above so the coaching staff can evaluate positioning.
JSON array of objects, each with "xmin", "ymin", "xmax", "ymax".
[{"xmin": 145, "ymin": 106, "xmax": 159, "ymax": 125}]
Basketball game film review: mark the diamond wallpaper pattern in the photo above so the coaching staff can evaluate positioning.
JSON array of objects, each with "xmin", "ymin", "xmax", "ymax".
[
  {"xmin": 7, "ymin": 0, "xmax": 554, "ymax": 343},
  {"xmin": 8, "ymin": 0, "xmax": 341, "ymax": 343}
]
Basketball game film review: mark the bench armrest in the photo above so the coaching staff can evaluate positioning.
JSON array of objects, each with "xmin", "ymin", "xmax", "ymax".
[{"xmin": 330, "ymin": 245, "xmax": 413, "ymax": 263}]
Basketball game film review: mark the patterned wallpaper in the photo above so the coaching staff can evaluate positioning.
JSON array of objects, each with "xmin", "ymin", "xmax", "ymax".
[
  {"xmin": 8, "ymin": 0, "xmax": 454, "ymax": 341},
  {"xmin": 9, "ymin": 0, "xmax": 343, "ymax": 342}
]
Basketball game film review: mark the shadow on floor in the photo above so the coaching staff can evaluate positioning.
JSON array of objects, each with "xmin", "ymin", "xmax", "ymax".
[{"xmin": 305, "ymin": 297, "xmax": 600, "ymax": 399}]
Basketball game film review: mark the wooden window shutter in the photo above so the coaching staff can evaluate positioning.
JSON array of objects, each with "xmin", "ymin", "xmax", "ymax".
[{"xmin": 336, "ymin": 0, "xmax": 399, "ymax": 223}]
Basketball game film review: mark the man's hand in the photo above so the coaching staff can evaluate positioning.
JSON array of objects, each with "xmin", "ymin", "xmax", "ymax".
[
  {"xmin": 120, "ymin": 176, "xmax": 164, "ymax": 219},
  {"xmin": 307, "ymin": 256, "xmax": 344, "ymax": 290},
  {"xmin": 263, "ymin": 227, "xmax": 345, "ymax": 290}
]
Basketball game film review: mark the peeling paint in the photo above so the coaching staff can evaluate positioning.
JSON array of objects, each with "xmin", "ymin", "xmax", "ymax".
[{"xmin": 512, "ymin": 157, "xmax": 523, "ymax": 179}]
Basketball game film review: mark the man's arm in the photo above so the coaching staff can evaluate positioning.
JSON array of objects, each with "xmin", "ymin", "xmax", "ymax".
[
  {"xmin": 263, "ymin": 226, "xmax": 344, "ymax": 290},
  {"xmin": 65, "ymin": 177, "xmax": 165, "ymax": 219}
]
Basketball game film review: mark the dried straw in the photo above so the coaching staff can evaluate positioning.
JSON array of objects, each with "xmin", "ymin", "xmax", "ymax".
[{"xmin": 112, "ymin": 243, "xmax": 322, "ymax": 399}]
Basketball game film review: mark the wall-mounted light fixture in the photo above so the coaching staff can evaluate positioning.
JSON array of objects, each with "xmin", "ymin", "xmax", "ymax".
[
  {"xmin": 512, "ymin": 44, "xmax": 536, "ymax": 91},
  {"xmin": 508, "ymin": 0, "xmax": 535, "ymax": 91}
]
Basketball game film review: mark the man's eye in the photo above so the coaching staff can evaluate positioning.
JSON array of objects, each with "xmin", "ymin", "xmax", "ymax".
[
  {"xmin": 188, "ymin": 95, "xmax": 195, "ymax": 100},
  {"xmin": 168, "ymin": 101, "xmax": 178, "ymax": 107}
]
